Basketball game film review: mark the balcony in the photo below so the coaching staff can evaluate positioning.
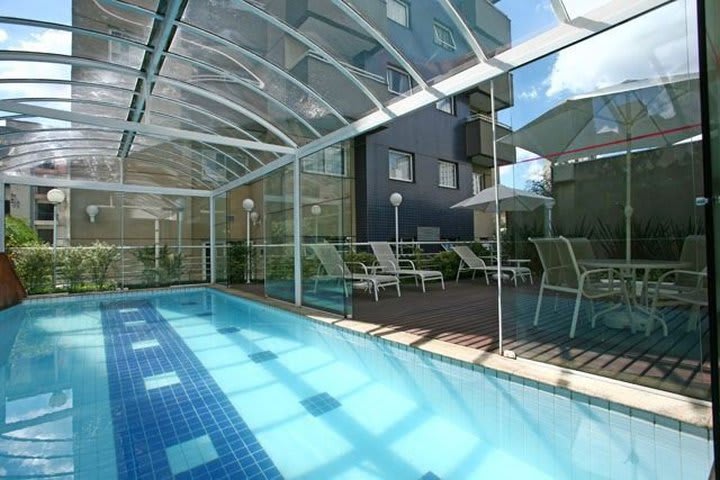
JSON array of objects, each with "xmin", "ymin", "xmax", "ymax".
[{"xmin": 465, "ymin": 114, "xmax": 516, "ymax": 167}]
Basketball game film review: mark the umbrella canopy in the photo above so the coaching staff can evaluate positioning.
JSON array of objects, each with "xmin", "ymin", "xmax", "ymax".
[
  {"xmin": 499, "ymin": 74, "xmax": 701, "ymax": 260},
  {"xmin": 451, "ymin": 184, "xmax": 554, "ymax": 213}
]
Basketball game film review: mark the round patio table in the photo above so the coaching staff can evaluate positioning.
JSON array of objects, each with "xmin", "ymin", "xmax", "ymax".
[{"xmin": 578, "ymin": 259, "xmax": 691, "ymax": 333}]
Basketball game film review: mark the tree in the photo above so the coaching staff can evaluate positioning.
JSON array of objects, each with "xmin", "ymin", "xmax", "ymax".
[
  {"xmin": 5, "ymin": 216, "xmax": 41, "ymax": 249},
  {"xmin": 525, "ymin": 165, "xmax": 552, "ymax": 198}
]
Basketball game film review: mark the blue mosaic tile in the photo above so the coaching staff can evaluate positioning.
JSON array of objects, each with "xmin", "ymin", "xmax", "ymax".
[
  {"xmin": 248, "ymin": 351, "xmax": 277, "ymax": 363},
  {"xmin": 300, "ymin": 393, "xmax": 341, "ymax": 417},
  {"xmin": 420, "ymin": 472, "xmax": 441, "ymax": 480},
  {"xmin": 100, "ymin": 300, "xmax": 283, "ymax": 480},
  {"xmin": 216, "ymin": 326, "xmax": 239, "ymax": 334},
  {"xmin": 197, "ymin": 312, "xmax": 214, "ymax": 317}
]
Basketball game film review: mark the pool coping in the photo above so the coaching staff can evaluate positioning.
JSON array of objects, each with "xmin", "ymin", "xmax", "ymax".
[{"xmin": 214, "ymin": 285, "xmax": 712, "ymax": 430}]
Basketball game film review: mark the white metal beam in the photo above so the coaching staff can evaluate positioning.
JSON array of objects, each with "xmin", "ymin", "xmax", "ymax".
[
  {"xmin": 0, "ymin": 101, "xmax": 296, "ymax": 154},
  {"xmin": 292, "ymin": 153, "xmax": 301, "ymax": 306},
  {"xmin": 210, "ymin": 194, "xmax": 216, "ymax": 283},
  {"xmin": 1, "ymin": 174, "xmax": 213, "ymax": 197}
]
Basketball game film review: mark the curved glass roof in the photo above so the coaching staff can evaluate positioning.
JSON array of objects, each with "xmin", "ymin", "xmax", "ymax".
[{"xmin": 0, "ymin": 0, "xmax": 667, "ymax": 193}]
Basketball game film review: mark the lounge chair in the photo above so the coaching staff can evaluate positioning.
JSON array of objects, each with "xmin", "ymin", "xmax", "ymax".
[
  {"xmin": 452, "ymin": 245, "xmax": 532, "ymax": 286},
  {"xmin": 310, "ymin": 243, "xmax": 400, "ymax": 301},
  {"xmin": 369, "ymin": 242, "xmax": 445, "ymax": 292}
]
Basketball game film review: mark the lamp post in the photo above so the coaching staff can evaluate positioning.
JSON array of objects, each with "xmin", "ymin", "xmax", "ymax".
[
  {"xmin": 389, "ymin": 192, "xmax": 402, "ymax": 256},
  {"xmin": 310, "ymin": 204, "xmax": 321, "ymax": 242},
  {"xmin": 47, "ymin": 188, "xmax": 65, "ymax": 287},
  {"xmin": 242, "ymin": 198, "xmax": 254, "ymax": 284}
]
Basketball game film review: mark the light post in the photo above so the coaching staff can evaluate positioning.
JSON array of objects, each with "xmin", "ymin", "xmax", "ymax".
[
  {"xmin": 311, "ymin": 204, "xmax": 321, "ymax": 242},
  {"xmin": 242, "ymin": 198, "xmax": 254, "ymax": 284},
  {"xmin": 47, "ymin": 188, "xmax": 65, "ymax": 287},
  {"xmin": 389, "ymin": 192, "xmax": 402, "ymax": 256}
]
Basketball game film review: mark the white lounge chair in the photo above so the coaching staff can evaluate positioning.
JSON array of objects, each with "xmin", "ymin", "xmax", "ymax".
[
  {"xmin": 310, "ymin": 243, "xmax": 400, "ymax": 301},
  {"xmin": 452, "ymin": 245, "xmax": 532, "ymax": 286},
  {"xmin": 369, "ymin": 242, "xmax": 445, "ymax": 292}
]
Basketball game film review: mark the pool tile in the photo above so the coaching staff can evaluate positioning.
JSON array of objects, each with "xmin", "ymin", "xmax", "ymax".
[
  {"xmin": 123, "ymin": 320, "xmax": 146, "ymax": 327},
  {"xmin": 166, "ymin": 435, "xmax": 219, "ymax": 475},
  {"xmin": 300, "ymin": 392, "xmax": 341, "ymax": 417},
  {"xmin": 131, "ymin": 339, "xmax": 160, "ymax": 350},
  {"xmin": 420, "ymin": 472, "xmax": 441, "ymax": 480},
  {"xmin": 143, "ymin": 372, "xmax": 181, "ymax": 391},
  {"xmin": 217, "ymin": 326, "xmax": 239, "ymax": 334},
  {"xmin": 249, "ymin": 351, "xmax": 277, "ymax": 363}
]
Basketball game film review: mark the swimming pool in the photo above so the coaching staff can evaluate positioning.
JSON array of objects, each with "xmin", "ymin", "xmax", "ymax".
[{"xmin": 0, "ymin": 288, "xmax": 712, "ymax": 479}]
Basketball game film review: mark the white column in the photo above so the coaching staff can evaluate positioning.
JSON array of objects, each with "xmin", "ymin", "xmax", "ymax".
[
  {"xmin": 293, "ymin": 154, "xmax": 302, "ymax": 306},
  {"xmin": 210, "ymin": 195, "xmax": 216, "ymax": 284},
  {"xmin": 491, "ymin": 79, "xmax": 504, "ymax": 355}
]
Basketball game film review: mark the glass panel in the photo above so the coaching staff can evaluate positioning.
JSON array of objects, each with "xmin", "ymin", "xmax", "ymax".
[
  {"xmin": 121, "ymin": 193, "xmax": 209, "ymax": 287},
  {"xmin": 499, "ymin": 0, "xmax": 708, "ymax": 399},
  {"xmin": 301, "ymin": 141, "xmax": 354, "ymax": 315},
  {"xmin": 263, "ymin": 164, "xmax": 295, "ymax": 303},
  {"xmin": 213, "ymin": 193, "xmax": 228, "ymax": 283},
  {"xmin": 473, "ymin": 0, "xmax": 556, "ymax": 51}
]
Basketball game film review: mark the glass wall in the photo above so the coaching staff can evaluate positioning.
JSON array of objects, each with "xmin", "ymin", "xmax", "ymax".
[
  {"xmin": 498, "ymin": 0, "xmax": 708, "ymax": 398},
  {"xmin": 702, "ymin": 0, "xmax": 720, "ymax": 464},
  {"xmin": 263, "ymin": 164, "xmax": 296, "ymax": 303},
  {"xmin": 300, "ymin": 141, "xmax": 355, "ymax": 316},
  {"xmin": 213, "ymin": 193, "xmax": 228, "ymax": 283},
  {"xmin": 4, "ymin": 186, "xmax": 211, "ymax": 292}
]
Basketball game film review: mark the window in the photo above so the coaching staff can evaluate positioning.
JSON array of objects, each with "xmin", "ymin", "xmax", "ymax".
[
  {"xmin": 302, "ymin": 145, "xmax": 346, "ymax": 177},
  {"xmin": 436, "ymin": 96, "xmax": 455, "ymax": 115},
  {"xmin": 387, "ymin": 0, "xmax": 409, "ymax": 27},
  {"xmin": 433, "ymin": 21, "xmax": 456, "ymax": 50},
  {"xmin": 389, "ymin": 149, "xmax": 413, "ymax": 182},
  {"xmin": 438, "ymin": 160, "xmax": 457, "ymax": 188},
  {"xmin": 35, "ymin": 203, "xmax": 54, "ymax": 221},
  {"xmin": 387, "ymin": 66, "xmax": 411, "ymax": 94},
  {"xmin": 472, "ymin": 172, "xmax": 485, "ymax": 194}
]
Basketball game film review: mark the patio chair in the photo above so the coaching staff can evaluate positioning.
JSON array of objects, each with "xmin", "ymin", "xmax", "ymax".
[
  {"xmin": 529, "ymin": 236, "xmax": 627, "ymax": 338},
  {"xmin": 368, "ymin": 242, "xmax": 445, "ymax": 292},
  {"xmin": 451, "ymin": 245, "xmax": 532, "ymax": 287},
  {"xmin": 310, "ymin": 243, "xmax": 400, "ymax": 302},
  {"xmin": 648, "ymin": 268, "xmax": 707, "ymax": 335}
]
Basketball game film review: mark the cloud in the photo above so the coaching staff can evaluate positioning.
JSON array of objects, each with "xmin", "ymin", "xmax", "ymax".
[
  {"xmin": 0, "ymin": 28, "xmax": 7, "ymax": 43},
  {"xmin": 518, "ymin": 86, "xmax": 539, "ymax": 101},
  {"xmin": 0, "ymin": 29, "xmax": 72, "ymax": 102},
  {"xmin": 545, "ymin": 0, "xmax": 698, "ymax": 98}
]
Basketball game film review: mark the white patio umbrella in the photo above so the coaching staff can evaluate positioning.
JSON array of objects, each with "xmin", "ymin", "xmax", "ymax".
[
  {"xmin": 500, "ymin": 74, "xmax": 701, "ymax": 261},
  {"xmin": 451, "ymin": 184, "xmax": 555, "ymax": 235}
]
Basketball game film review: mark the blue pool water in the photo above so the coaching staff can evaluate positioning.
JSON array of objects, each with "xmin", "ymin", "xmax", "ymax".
[{"xmin": 0, "ymin": 288, "xmax": 712, "ymax": 479}]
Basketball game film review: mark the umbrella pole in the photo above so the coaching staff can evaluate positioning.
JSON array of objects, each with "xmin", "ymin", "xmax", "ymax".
[{"xmin": 625, "ymin": 134, "xmax": 633, "ymax": 263}]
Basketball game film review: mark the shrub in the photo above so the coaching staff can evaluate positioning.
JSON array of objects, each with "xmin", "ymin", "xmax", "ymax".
[
  {"xmin": 227, "ymin": 242, "xmax": 254, "ymax": 284},
  {"xmin": 5, "ymin": 216, "xmax": 41, "ymax": 249},
  {"xmin": 57, "ymin": 247, "xmax": 88, "ymax": 292},
  {"xmin": 12, "ymin": 246, "xmax": 53, "ymax": 294},
  {"xmin": 134, "ymin": 245, "xmax": 184, "ymax": 286},
  {"xmin": 429, "ymin": 251, "xmax": 460, "ymax": 279},
  {"xmin": 86, "ymin": 242, "xmax": 118, "ymax": 290}
]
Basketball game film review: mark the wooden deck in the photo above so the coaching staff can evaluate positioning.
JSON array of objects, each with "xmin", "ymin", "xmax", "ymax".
[{"xmin": 231, "ymin": 279, "xmax": 711, "ymax": 400}]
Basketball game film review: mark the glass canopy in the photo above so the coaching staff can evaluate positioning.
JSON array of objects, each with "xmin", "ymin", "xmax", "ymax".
[{"xmin": 0, "ymin": 0, "xmax": 664, "ymax": 192}]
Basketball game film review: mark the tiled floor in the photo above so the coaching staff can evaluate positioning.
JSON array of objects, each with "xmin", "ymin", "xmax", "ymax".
[{"xmin": 101, "ymin": 300, "xmax": 283, "ymax": 479}]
